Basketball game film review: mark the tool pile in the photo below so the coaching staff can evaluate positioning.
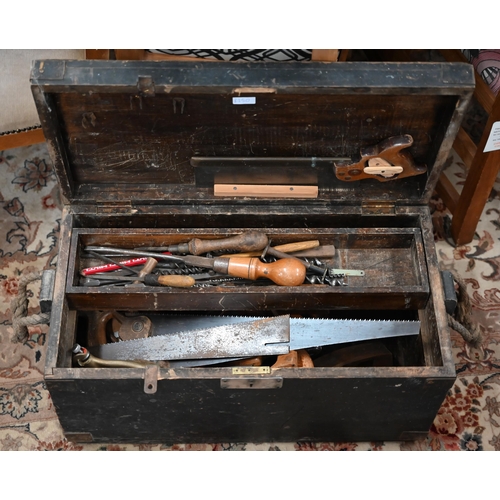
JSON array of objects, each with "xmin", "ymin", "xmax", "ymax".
[
  {"xmin": 73, "ymin": 312, "xmax": 421, "ymax": 369},
  {"xmin": 72, "ymin": 231, "xmax": 421, "ymax": 370},
  {"xmin": 79, "ymin": 231, "xmax": 363, "ymax": 288}
]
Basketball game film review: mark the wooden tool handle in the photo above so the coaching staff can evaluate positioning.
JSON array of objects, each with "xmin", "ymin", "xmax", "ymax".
[
  {"xmin": 139, "ymin": 258, "xmax": 158, "ymax": 276},
  {"xmin": 272, "ymin": 350, "xmax": 314, "ymax": 368},
  {"xmin": 144, "ymin": 275, "xmax": 195, "ymax": 288},
  {"xmin": 220, "ymin": 240, "xmax": 320, "ymax": 258},
  {"xmin": 225, "ymin": 257, "xmax": 306, "ymax": 286},
  {"xmin": 334, "ymin": 134, "xmax": 426, "ymax": 183},
  {"xmin": 188, "ymin": 231, "xmax": 268, "ymax": 255},
  {"xmin": 289, "ymin": 244, "xmax": 336, "ymax": 258},
  {"xmin": 133, "ymin": 257, "xmax": 158, "ymax": 284}
]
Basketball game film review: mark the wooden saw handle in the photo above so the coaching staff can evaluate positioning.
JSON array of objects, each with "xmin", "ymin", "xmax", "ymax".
[{"xmin": 334, "ymin": 134, "xmax": 426, "ymax": 182}]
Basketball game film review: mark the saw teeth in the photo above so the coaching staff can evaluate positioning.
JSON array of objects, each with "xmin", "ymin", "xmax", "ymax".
[
  {"xmin": 100, "ymin": 314, "xmax": 419, "ymax": 347},
  {"xmin": 102, "ymin": 315, "xmax": 286, "ymax": 346}
]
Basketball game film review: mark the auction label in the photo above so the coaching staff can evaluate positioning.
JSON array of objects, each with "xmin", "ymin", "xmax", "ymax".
[
  {"xmin": 232, "ymin": 97, "xmax": 256, "ymax": 105},
  {"xmin": 484, "ymin": 121, "xmax": 500, "ymax": 152}
]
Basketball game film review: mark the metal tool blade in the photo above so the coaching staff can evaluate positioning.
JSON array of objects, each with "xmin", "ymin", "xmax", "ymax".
[
  {"xmin": 92, "ymin": 314, "xmax": 420, "ymax": 363},
  {"xmin": 287, "ymin": 318, "xmax": 419, "ymax": 350},
  {"xmin": 142, "ymin": 313, "xmax": 419, "ymax": 349},
  {"xmin": 91, "ymin": 315, "xmax": 290, "ymax": 361}
]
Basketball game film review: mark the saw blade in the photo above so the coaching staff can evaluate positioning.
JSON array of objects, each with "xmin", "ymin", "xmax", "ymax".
[
  {"xmin": 92, "ymin": 314, "xmax": 420, "ymax": 362},
  {"xmin": 91, "ymin": 315, "xmax": 290, "ymax": 361},
  {"xmin": 288, "ymin": 318, "xmax": 419, "ymax": 350}
]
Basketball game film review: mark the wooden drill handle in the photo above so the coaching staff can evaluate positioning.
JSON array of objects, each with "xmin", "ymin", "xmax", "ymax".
[
  {"xmin": 226, "ymin": 257, "xmax": 306, "ymax": 286},
  {"xmin": 145, "ymin": 275, "xmax": 195, "ymax": 288},
  {"xmin": 220, "ymin": 240, "xmax": 320, "ymax": 258},
  {"xmin": 188, "ymin": 231, "xmax": 268, "ymax": 255}
]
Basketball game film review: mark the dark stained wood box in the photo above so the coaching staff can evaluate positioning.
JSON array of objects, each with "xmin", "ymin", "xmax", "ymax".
[{"xmin": 31, "ymin": 59, "xmax": 475, "ymax": 444}]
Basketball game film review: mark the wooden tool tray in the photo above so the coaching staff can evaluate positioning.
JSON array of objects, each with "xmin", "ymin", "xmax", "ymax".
[
  {"xmin": 66, "ymin": 225, "xmax": 428, "ymax": 312},
  {"xmin": 31, "ymin": 59, "xmax": 475, "ymax": 444}
]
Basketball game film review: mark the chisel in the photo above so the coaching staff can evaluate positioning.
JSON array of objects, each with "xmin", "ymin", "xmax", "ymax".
[{"xmin": 137, "ymin": 231, "xmax": 269, "ymax": 256}]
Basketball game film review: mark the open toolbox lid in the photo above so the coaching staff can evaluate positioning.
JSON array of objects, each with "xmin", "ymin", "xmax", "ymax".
[{"xmin": 30, "ymin": 59, "xmax": 474, "ymax": 207}]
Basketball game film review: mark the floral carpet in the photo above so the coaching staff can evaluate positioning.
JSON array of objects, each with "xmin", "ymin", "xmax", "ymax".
[{"xmin": 1, "ymin": 144, "xmax": 500, "ymax": 451}]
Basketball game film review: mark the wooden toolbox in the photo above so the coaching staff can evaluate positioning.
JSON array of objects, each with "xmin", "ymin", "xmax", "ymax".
[{"xmin": 31, "ymin": 59, "xmax": 474, "ymax": 444}]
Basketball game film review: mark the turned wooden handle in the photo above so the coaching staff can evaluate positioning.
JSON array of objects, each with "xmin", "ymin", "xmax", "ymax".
[
  {"xmin": 220, "ymin": 240, "xmax": 320, "ymax": 258},
  {"xmin": 224, "ymin": 257, "xmax": 306, "ymax": 286},
  {"xmin": 272, "ymin": 350, "xmax": 314, "ymax": 368},
  {"xmin": 132, "ymin": 257, "xmax": 158, "ymax": 284},
  {"xmin": 174, "ymin": 231, "xmax": 269, "ymax": 255},
  {"xmin": 145, "ymin": 275, "xmax": 195, "ymax": 288},
  {"xmin": 290, "ymin": 245, "xmax": 336, "ymax": 258}
]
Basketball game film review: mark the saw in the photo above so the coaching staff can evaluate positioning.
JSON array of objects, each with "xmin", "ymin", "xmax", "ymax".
[{"xmin": 90, "ymin": 314, "xmax": 420, "ymax": 363}]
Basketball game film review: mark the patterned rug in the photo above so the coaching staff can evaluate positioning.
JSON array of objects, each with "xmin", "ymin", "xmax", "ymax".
[{"xmin": 1, "ymin": 143, "xmax": 500, "ymax": 451}]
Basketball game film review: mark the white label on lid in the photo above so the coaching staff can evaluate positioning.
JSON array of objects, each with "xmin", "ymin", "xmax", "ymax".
[
  {"xmin": 233, "ymin": 97, "xmax": 256, "ymax": 105},
  {"xmin": 484, "ymin": 121, "xmax": 500, "ymax": 152}
]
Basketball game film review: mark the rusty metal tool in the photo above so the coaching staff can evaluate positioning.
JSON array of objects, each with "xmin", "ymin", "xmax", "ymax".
[
  {"xmin": 260, "ymin": 244, "xmax": 364, "ymax": 277},
  {"xmin": 260, "ymin": 242, "xmax": 326, "ymax": 276},
  {"xmin": 73, "ymin": 344, "xmax": 151, "ymax": 368},
  {"xmin": 85, "ymin": 246, "xmax": 306, "ymax": 286},
  {"xmin": 92, "ymin": 314, "xmax": 420, "ymax": 362},
  {"xmin": 92, "ymin": 316, "xmax": 291, "ymax": 361},
  {"xmin": 84, "ymin": 250, "xmax": 141, "ymax": 276},
  {"xmin": 137, "ymin": 231, "xmax": 269, "ymax": 256}
]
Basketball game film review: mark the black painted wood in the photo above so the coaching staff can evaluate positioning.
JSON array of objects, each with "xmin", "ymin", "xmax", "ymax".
[
  {"xmin": 47, "ymin": 367, "xmax": 454, "ymax": 444},
  {"xmin": 31, "ymin": 60, "xmax": 474, "ymax": 206},
  {"xmin": 36, "ymin": 60, "xmax": 472, "ymax": 443}
]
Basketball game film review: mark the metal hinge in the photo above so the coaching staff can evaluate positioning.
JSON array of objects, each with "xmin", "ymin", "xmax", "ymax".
[{"xmin": 361, "ymin": 202, "xmax": 396, "ymax": 215}]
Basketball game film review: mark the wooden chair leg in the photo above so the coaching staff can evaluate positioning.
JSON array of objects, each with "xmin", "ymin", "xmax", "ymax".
[
  {"xmin": 451, "ymin": 149, "xmax": 500, "ymax": 244},
  {"xmin": 451, "ymin": 96, "xmax": 500, "ymax": 245},
  {"xmin": 435, "ymin": 174, "xmax": 459, "ymax": 214}
]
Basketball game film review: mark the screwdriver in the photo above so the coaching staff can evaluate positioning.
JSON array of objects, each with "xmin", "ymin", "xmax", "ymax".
[{"xmin": 85, "ymin": 246, "xmax": 306, "ymax": 286}]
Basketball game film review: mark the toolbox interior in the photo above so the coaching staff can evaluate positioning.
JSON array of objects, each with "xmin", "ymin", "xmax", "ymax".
[
  {"xmin": 52, "ymin": 210, "xmax": 441, "ymax": 371},
  {"xmin": 67, "ymin": 226, "xmax": 428, "ymax": 302}
]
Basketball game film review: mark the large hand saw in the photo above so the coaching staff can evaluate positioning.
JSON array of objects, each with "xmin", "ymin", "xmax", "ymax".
[{"xmin": 90, "ymin": 314, "xmax": 420, "ymax": 364}]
